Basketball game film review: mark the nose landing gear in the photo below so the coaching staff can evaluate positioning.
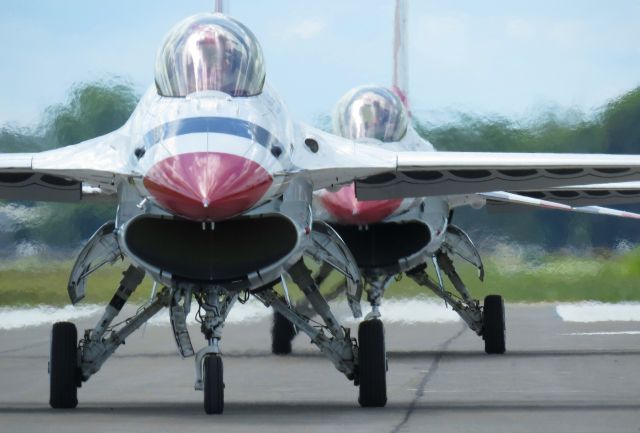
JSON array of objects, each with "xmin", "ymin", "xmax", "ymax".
[{"xmin": 203, "ymin": 355, "xmax": 224, "ymax": 414}]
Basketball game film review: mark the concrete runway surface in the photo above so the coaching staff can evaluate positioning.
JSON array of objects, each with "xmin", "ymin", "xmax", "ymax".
[{"xmin": 1, "ymin": 303, "xmax": 640, "ymax": 433}]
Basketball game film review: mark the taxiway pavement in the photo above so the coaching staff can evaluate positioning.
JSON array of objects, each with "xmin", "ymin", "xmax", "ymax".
[{"xmin": 1, "ymin": 303, "xmax": 639, "ymax": 433}]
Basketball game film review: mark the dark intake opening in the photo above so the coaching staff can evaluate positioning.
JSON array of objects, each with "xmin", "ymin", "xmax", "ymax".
[
  {"xmin": 125, "ymin": 215, "xmax": 297, "ymax": 282},
  {"xmin": 332, "ymin": 222, "xmax": 431, "ymax": 270}
]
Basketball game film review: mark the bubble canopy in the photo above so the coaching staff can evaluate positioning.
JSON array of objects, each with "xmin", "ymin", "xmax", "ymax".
[
  {"xmin": 155, "ymin": 13, "xmax": 265, "ymax": 97},
  {"xmin": 334, "ymin": 86, "xmax": 409, "ymax": 142}
]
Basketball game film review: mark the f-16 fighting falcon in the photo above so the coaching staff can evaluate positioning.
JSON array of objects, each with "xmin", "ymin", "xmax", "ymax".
[
  {"xmin": 269, "ymin": 1, "xmax": 640, "ymax": 408},
  {"xmin": 4, "ymin": 5, "xmax": 640, "ymax": 415}
]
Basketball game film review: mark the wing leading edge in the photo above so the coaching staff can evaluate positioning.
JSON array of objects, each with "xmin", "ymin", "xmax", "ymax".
[
  {"xmin": 0, "ymin": 129, "xmax": 132, "ymax": 202},
  {"xmin": 291, "ymin": 126, "xmax": 640, "ymax": 200}
]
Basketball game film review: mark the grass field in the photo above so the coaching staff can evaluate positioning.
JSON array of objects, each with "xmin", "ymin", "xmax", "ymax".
[{"xmin": 0, "ymin": 247, "xmax": 639, "ymax": 307}]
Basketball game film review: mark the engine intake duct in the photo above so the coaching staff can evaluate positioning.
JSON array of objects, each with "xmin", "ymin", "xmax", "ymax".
[
  {"xmin": 124, "ymin": 215, "xmax": 297, "ymax": 283},
  {"xmin": 332, "ymin": 221, "xmax": 431, "ymax": 271}
]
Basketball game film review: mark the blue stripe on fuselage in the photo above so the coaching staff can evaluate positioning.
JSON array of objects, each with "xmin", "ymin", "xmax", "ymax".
[{"xmin": 142, "ymin": 117, "xmax": 282, "ymax": 151}]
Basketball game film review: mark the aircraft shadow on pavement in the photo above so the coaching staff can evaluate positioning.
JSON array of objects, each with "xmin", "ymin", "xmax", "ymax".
[
  {"xmin": 5, "ymin": 348, "xmax": 640, "ymax": 360},
  {"xmin": 0, "ymin": 400, "xmax": 639, "ymax": 417}
]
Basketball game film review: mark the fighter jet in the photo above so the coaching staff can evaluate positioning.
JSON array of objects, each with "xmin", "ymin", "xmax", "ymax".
[
  {"xmin": 3, "ymin": 9, "xmax": 640, "ymax": 414},
  {"xmin": 269, "ymin": 0, "xmax": 640, "ymax": 408}
]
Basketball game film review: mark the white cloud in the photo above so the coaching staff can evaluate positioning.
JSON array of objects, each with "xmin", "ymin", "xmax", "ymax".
[{"xmin": 286, "ymin": 18, "xmax": 326, "ymax": 40}]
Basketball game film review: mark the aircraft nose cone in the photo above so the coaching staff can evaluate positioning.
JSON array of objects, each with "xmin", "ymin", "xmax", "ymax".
[
  {"xmin": 143, "ymin": 152, "xmax": 272, "ymax": 221},
  {"xmin": 320, "ymin": 183, "xmax": 402, "ymax": 224}
]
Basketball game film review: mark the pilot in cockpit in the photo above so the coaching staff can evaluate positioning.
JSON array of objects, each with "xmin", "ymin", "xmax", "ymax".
[
  {"xmin": 334, "ymin": 86, "xmax": 408, "ymax": 143},
  {"xmin": 155, "ymin": 13, "xmax": 265, "ymax": 98}
]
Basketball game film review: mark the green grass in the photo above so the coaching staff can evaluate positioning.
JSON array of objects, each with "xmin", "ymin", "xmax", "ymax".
[
  {"xmin": 0, "ymin": 258, "xmax": 155, "ymax": 307},
  {"xmin": 1, "ymin": 247, "xmax": 640, "ymax": 306}
]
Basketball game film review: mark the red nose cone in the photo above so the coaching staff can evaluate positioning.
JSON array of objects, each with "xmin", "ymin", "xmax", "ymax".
[
  {"xmin": 143, "ymin": 152, "xmax": 272, "ymax": 221},
  {"xmin": 320, "ymin": 183, "xmax": 402, "ymax": 224}
]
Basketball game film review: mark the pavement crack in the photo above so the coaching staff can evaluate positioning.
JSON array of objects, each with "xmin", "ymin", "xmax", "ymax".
[
  {"xmin": 0, "ymin": 339, "xmax": 48, "ymax": 356},
  {"xmin": 390, "ymin": 323, "xmax": 467, "ymax": 433}
]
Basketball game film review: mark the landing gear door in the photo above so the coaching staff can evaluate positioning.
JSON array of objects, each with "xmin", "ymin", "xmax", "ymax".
[
  {"xmin": 68, "ymin": 221, "xmax": 122, "ymax": 304},
  {"xmin": 443, "ymin": 224, "xmax": 484, "ymax": 281},
  {"xmin": 309, "ymin": 221, "xmax": 363, "ymax": 318}
]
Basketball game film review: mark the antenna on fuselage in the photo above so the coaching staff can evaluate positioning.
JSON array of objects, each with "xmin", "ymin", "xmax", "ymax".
[
  {"xmin": 392, "ymin": 0, "xmax": 410, "ymax": 115},
  {"xmin": 214, "ymin": 0, "xmax": 228, "ymax": 14}
]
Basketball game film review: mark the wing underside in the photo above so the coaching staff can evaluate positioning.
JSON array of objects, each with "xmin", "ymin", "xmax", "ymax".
[
  {"xmin": 509, "ymin": 182, "xmax": 640, "ymax": 207},
  {"xmin": 354, "ymin": 152, "xmax": 640, "ymax": 200}
]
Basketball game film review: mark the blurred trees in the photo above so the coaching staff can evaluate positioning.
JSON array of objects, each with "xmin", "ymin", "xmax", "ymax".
[
  {"xmin": 0, "ymin": 79, "xmax": 138, "ymax": 251},
  {"xmin": 416, "ymin": 87, "xmax": 640, "ymax": 250}
]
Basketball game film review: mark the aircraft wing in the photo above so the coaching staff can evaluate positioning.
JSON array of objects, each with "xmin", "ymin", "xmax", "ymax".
[
  {"xmin": 292, "ymin": 124, "xmax": 640, "ymax": 200},
  {"xmin": 0, "ymin": 130, "xmax": 131, "ymax": 202}
]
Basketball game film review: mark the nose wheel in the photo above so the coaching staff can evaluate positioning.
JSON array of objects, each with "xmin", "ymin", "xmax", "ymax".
[
  {"xmin": 358, "ymin": 319, "xmax": 387, "ymax": 407},
  {"xmin": 483, "ymin": 295, "xmax": 506, "ymax": 354},
  {"xmin": 203, "ymin": 355, "xmax": 224, "ymax": 414},
  {"xmin": 49, "ymin": 322, "xmax": 79, "ymax": 409}
]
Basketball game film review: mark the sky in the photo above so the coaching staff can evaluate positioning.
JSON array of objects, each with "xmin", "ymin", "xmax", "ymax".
[{"xmin": 0, "ymin": 0, "xmax": 639, "ymax": 128}]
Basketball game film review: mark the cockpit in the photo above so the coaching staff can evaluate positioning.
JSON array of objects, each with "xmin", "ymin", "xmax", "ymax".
[
  {"xmin": 155, "ymin": 13, "xmax": 265, "ymax": 97},
  {"xmin": 333, "ymin": 86, "xmax": 409, "ymax": 142}
]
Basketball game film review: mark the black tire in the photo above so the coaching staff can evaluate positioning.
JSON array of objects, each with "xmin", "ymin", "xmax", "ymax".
[
  {"xmin": 358, "ymin": 319, "xmax": 387, "ymax": 407},
  {"xmin": 483, "ymin": 295, "xmax": 506, "ymax": 354},
  {"xmin": 203, "ymin": 355, "xmax": 224, "ymax": 414},
  {"xmin": 49, "ymin": 322, "xmax": 79, "ymax": 409},
  {"xmin": 271, "ymin": 311, "xmax": 296, "ymax": 355}
]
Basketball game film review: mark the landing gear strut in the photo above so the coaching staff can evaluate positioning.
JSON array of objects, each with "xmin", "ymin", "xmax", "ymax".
[
  {"xmin": 270, "ymin": 261, "xmax": 350, "ymax": 355},
  {"xmin": 256, "ymin": 260, "xmax": 358, "ymax": 383},
  {"xmin": 407, "ymin": 251, "xmax": 507, "ymax": 353},
  {"xmin": 50, "ymin": 266, "xmax": 169, "ymax": 410},
  {"xmin": 193, "ymin": 286, "xmax": 237, "ymax": 414}
]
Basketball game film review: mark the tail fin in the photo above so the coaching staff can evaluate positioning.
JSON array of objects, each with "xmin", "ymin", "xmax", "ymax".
[
  {"xmin": 392, "ymin": 0, "xmax": 410, "ymax": 114},
  {"xmin": 214, "ymin": 0, "xmax": 228, "ymax": 14}
]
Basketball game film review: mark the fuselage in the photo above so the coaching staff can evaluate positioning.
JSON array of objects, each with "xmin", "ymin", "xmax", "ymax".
[
  {"xmin": 110, "ymin": 84, "xmax": 315, "ymax": 291},
  {"xmin": 314, "ymin": 116, "xmax": 449, "ymax": 277}
]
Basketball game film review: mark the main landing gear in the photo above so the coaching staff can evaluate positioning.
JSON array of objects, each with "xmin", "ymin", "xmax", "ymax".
[
  {"xmin": 482, "ymin": 294, "xmax": 506, "ymax": 354},
  {"xmin": 265, "ymin": 259, "xmax": 387, "ymax": 407},
  {"xmin": 49, "ymin": 322, "xmax": 79, "ymax": 409},
  {"xmin": 257, "ymin": 259, "xmax": 373, "ymax": 404},
  {"xmin": 50, "ymin": 265, "xmax": 169, "ymax": 410},
  {"xmin": 406, "ymin": 251, "xmax": 506, "ymax": 354},
  {"xmin": 357, "ymin": 318, "xmax": 387, "ymax": 407},
  {"xmin": 271, "ymin": 263, "xmax": 347, "ymax": 355}
]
